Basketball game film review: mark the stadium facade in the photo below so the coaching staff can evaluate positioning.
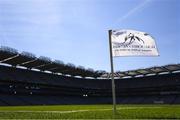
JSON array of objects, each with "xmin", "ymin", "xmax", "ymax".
[{"xmin": 0, "ymin": 46, "xmax": 180, "ymax": 105}]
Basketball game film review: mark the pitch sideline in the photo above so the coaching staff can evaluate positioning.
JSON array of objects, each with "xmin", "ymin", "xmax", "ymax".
[{"xmin": 0, "ymin": 106, "xmax": 163, "ymax": 114}]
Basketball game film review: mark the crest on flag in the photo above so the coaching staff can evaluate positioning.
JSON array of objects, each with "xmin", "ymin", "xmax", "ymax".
[{"xmin": 111, "ymin": 29, "xmax": 159, "ymax": 57}]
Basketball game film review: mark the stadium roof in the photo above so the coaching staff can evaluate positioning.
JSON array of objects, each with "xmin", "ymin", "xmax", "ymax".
[
  {"xmin": 0, "ymin": 46, "xmax": 105, "ymax": 78},
  {"xmin": 101, "ymin": 64, "xmax": 180, "ymax": 78},
  {"xmin": 0, "ymin": 46, "xmax": 179, "ymax": 79}
]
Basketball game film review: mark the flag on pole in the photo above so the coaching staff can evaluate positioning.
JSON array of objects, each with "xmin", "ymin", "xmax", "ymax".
[
  {"xmin": 108, "ymin": 29, "xmax": 159, "ymax": 118},
  {"xmin": 111, "ymin": 29, "xmax": 159, "ymax": 57}
]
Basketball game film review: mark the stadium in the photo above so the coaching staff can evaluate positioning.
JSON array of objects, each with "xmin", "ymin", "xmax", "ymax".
[
  {"xmin": 0, "ymin": 0, "xmax": 180, "ymax": 119},
  {"xmin": 0, "ymin": 46, "xmax": 180, "ymax": 119}
]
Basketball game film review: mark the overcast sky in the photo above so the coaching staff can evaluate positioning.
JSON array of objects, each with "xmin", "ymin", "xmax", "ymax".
[{"xmin": 0, "ymin": 0, "xmax": 179, "ymax": 72}]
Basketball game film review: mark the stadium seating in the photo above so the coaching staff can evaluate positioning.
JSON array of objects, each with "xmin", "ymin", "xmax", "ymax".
[{"xmin": 0, "ymin": 64, "xmax": 180, "ymax": 105}]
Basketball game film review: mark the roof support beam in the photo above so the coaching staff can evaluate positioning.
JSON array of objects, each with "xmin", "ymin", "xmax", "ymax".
[{"xmin": 0, "ymin": 54, "xmax": 19, "ymax": 63}]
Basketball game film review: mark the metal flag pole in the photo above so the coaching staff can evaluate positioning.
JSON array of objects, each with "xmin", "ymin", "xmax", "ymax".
[{"xmin": 108, "ymin": 30, "xmax": 117, "ymax": 118}]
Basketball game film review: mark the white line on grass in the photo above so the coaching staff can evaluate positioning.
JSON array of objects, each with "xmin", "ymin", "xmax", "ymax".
[{"xmin": 0, "ymin": 106, "xmax": 163, "ymax": 114}]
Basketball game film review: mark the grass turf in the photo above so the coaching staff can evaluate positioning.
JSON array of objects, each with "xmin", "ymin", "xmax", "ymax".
[{"xmin": 0, "ymin": 104, "xmax": 180, "ymax": 119}]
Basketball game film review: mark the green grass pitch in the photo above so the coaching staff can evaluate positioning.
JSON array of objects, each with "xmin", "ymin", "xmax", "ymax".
[{"xmin": 0, "ymin": 104, "xmax": 180, "ymax": 119}]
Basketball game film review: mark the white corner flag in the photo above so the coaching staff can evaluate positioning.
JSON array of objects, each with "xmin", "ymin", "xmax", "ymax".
[{"xmin": 111, "ymin": 29, "xmax": 159, "ymax": 57}]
